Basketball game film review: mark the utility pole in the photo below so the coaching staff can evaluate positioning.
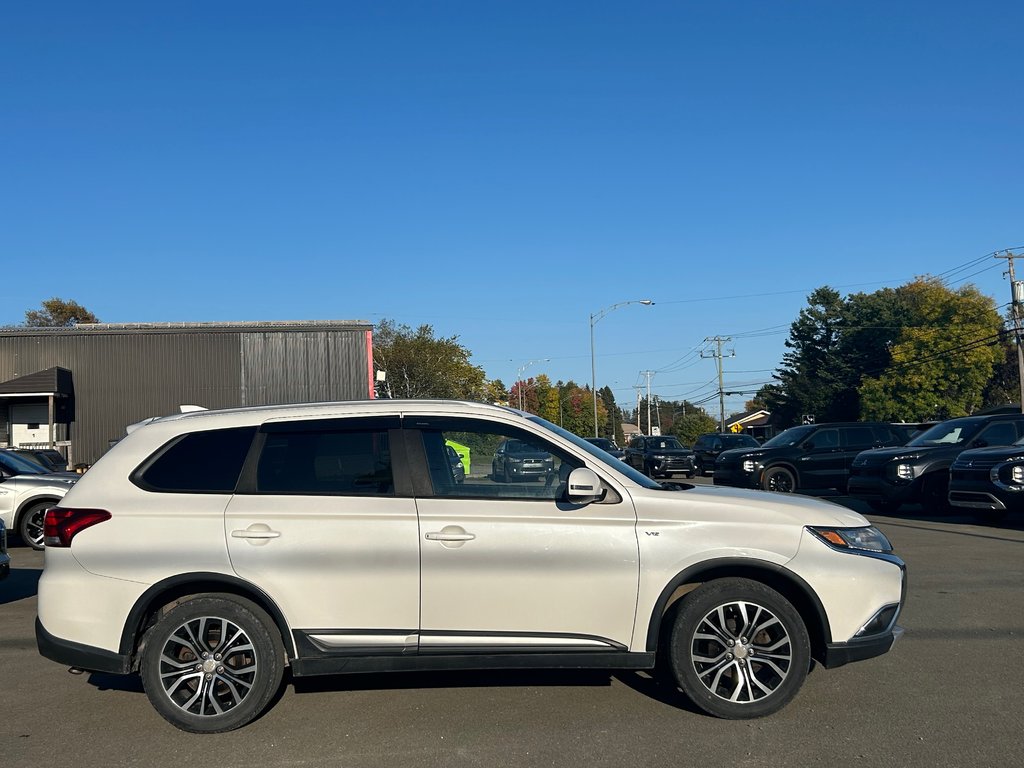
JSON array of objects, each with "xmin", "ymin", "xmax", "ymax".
[
  {"xmin": 640, "ymin": 370, "xmax": 656, "ymax": 434},
  {"xmin": 996, "ymin": 250, "xmax": 1024, "ymax": 412},
  {"xmin": 634, "ymin": 386, "xmax": 643, "ymax": 434},
  {"xmin": 701, "ymin": 336, "xmax": 735, "ymax": 432}
]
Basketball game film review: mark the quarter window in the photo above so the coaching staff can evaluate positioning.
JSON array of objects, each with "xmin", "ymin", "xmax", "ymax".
[{"xmin": 134, "ymin": 427, "xmax": 257, "ymax": 493}]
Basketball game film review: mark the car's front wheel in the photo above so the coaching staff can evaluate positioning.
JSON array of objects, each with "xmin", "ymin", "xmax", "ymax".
[
  {"xmin": 140, "ymin": 595, "xmax": 284, "ymax": 733},
  {"xmin": 664, "ymin": 578, "xmax": 811, "ymax": 719},
  {"xmin": 18, "ymin": 501, "xmax": 51, "ymax": 551},
  {"xmin": 762, "ymin": 466, "xmax": 796, "ymax": 493}
]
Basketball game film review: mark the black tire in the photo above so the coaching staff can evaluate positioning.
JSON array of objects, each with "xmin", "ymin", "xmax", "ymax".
[
  {"xmin": 504, "ymin": 465, "xmax": 512, "ymax": 484},
  {"xmin": 492, "ymin": 462, "xmax": 503, "ymax": 482},
  {"xmin": 685, "ymin": 470, "xmax": 695, "ymax": 479},
  {"xmin": 695, "ymin": 458, "xmax": 706, "ymax": 477},
  {"xmin": 18, "ymin": 501, "xmax": 51, "ymax": 551},
  {"xmin": 140, "ymin": 595, "xmax": 284, "ymax": 733},
  {"xmin": 920, "ymin": 473, "xmax": 950, "ymax": 512},
  {"xmin": 762, "ymin": 466, "xmax": 797, "ymax": 493},
  {"xmin": 665, "ymin": 578, "xmax": 811, "ymax": 719}
]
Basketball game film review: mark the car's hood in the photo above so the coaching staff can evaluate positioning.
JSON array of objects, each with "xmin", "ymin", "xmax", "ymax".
[
  {"xmin": 853, "ymin": 445, "xmax": 956, "ymax": 466},
  {"xmin": 508, "ymin": 451, "xmax": 552, "ymax": 460},
  {"xmin": 628, "ymin": 483, "xmax": 868, "ymax": 528},
  {"xmin": 955, "ymin": 445, "xmax": 1024, "ymax": 462}
]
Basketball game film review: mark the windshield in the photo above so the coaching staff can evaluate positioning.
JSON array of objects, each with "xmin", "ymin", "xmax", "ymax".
[
  {"xmin": 527, "ymin": 416, "xmax": 667, "ymax": 490},
  {"xmin": 0, "ymin": 450, "xmax": 49, "ymax": 475},
  {"xmin": 649, "ymin": 437, "xmax": 685, "ymax": 450},
  {"xmin": 760, "ymin": 425, "xmax": 816, "ymax": 448},
  {"xmin": 721, "ymin": 434, "xmax": 759, "ymax": 448},
  {"xmin": 907, "ymin": 418, "xmax": 983, "ymax": 447}
]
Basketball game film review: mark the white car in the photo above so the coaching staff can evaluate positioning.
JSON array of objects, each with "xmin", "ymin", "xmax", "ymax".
[
  {"xmin": 36, "ymin": 400, "xmax": 905, "ymax": 733},
  {"xmin": 0, "ymin": 450, "xmax": 77, "ymax": 549}
]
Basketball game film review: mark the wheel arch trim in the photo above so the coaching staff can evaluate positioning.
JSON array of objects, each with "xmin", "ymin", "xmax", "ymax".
[
  {"xmin": 118, "ymin": 572, "xmax": 295, "ymax": 662},
  {"xmin": 644, "ymin": 558, "xmax": 832, "ymax": 657}
]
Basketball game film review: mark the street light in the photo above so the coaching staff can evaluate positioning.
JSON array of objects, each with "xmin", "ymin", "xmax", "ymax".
[
  {"xmin": 590, "ymin": 299, "xmax": 654, "ymax": 437},
  {"xmin": 515, "ymin": 358, "xmax": 550, "ymax": 410}
]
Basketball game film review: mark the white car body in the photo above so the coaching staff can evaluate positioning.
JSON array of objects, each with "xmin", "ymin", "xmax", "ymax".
[
  {"xmin": 0, "ymin": 469, "xmax": 77, "ymax": 548},
  {"xmin": 37, "ymin": 400, "xmax": 905, "ymax": 732}
]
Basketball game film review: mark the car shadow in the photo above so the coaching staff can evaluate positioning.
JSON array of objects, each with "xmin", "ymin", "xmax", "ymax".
[
  {"xmin": 0, "ymin": 567, "xmax": 41, "ymax": 604},
  {"xmin": 291, "ymin": 667, "xmax": 614, "ymax": 694}
]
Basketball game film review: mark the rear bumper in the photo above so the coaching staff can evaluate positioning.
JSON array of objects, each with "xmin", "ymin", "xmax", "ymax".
[{"xmin": 36, "ymin": 617, "xmax": 132, "ymax": 675}]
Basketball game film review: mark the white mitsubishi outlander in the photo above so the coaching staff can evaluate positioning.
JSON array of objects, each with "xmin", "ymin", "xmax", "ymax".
[{"xmin": 36, "ymin": 400, "xmax": 905, "ymax": 733}]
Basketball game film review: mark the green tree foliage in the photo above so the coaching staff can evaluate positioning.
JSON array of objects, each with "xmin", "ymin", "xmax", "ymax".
[
  {"xmin": 24, "ymin": 297, "xmax": 99, "ymax": 326},
  {"xmin": 765, "ymin": 278, "xmax": 1005, "ymax": 426},
  {"xmin": 669, "ymin": 412, "xmax": 718, "ymax": 446},
  {"xmin": 858, "ymin": 279, "xmax": 1004, "ymax": 421},
  {"xmin": 373, "ymin": 319, "xmax": 487, "ymax": 400},
  {"xmin": 762, "ymin": 287, "xmax": 846, "ymax": 427},
  {"xmin": 599, "ymin": 386, "xmax": 619, "ymax": 441}
]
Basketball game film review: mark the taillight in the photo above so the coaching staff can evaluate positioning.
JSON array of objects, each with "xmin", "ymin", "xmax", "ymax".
[{"xmin": 44, "ymin": 508, "xmax": 111, "ymax": 547}]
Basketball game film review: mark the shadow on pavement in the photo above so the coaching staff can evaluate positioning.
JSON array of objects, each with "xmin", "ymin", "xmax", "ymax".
[
  {"xmin": 292, "ymin": 667, "xmax": 614, "ymax": 694},
  {"xmin": 0, "ymin": 568, "xmax": 41, "ymax": 605}
]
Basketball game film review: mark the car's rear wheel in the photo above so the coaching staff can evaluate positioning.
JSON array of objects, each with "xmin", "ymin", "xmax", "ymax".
[
  {"xmin": 18, "ymin": 501, "xmax": 51, "ymax": 551},
  {"xmin": 665, "ymin": 578, "xmax": 810, "ymax": 719},
  {"xmin": 762, "ymin": 466, "xmax": 796, "ymax": 493},
  {"xmin": 140, "ymin": 595, "xmax": 284, "ymax": 733}
]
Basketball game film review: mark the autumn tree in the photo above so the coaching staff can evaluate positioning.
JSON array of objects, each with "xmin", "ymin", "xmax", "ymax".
[
  {"xmin": 372, "ymin": 319, "xmax": 487, "ymax": 400},
  {"xmin": 25, "ymin": 298, "xmax": 99, "ymax": 326}
]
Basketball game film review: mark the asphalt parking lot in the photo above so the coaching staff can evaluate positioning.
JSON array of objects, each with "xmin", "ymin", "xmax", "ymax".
[{"xmin": 3, "ymin": 480, "xmax": 1024, "ymax": 768}]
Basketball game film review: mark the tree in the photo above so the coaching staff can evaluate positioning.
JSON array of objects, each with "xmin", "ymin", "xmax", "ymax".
[
  {"xmin": 858, "ymin": 279, "xmax": 1004, "ymax": 421},
  {"xmin": 24, "ymin": 298, "xmax": 99, "ymax": 326},
  {"xmin": 762, "ymin": 287, "xmax": 847, "ymax": 427},
  {"xmin": 372, "ymin": 319, "xmax": 488, "ymax": 400},
  {"xmin": 668, "ymin": 411, "xmax": 718, "ymax": 446}
]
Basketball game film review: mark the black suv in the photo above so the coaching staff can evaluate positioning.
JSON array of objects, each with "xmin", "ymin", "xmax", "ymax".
[
  {"xmin": 691, "ymin": 433, "xmax": 760, "ymax": 476},
  {"xmin": 715, "ymin": 422, "xmax": 910, "ymax": 493},
  {"xmin": 624, "ymin": 435, "xmax": 695, "ymax": 479},
  {"xmin": 947, "ymin": 436, "xmax": 1024, "ymax": 523},
  {"xmin": 849, "ymin": 414, "xmax": 1024, "ymax": 511}
]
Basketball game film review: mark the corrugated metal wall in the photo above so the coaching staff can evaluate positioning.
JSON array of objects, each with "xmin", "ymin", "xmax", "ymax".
[
  {"xmin": 0, "ymin": 323, "xmax": 371, "ymax": 464},
  {"xmin": 239, "ymin": 331, "xmax": 370, "ymax": 405}
]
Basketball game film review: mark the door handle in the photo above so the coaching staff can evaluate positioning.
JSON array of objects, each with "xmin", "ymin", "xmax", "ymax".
[
  {"xmin": 424, "ymin": 525, "xmax": 476, "ymax": 547},
  {"xmin": 231, "ymin": 523, "xmax": 281, "ymax": 545},
  {"xmin": 425, "ymin": 532, "xmax": 475, "ymax": 541}
]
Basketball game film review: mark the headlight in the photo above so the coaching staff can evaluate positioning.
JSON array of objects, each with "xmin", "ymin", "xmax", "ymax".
[
  {"xmin": 895, "ymin": 463, "xmax": 914, "ymax": 480},
  {"xmin": 652, "ymin": 454, "xmax": 666, "ymax": 459},
  {"xmin": 1012, "ymin": 466, "xmax": 1024, "ymax": 484},
  {"xmin": 808, "ymin": 525, "xmax": 893, "ymax": 553},
  {"xmin": 742, "ymin": 459, "xmax": 758, "ymax": 472}
]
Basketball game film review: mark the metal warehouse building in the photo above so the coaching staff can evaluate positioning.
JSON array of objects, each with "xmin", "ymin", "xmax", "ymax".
[{"xmin": 0, "ymin": 320, "xmax": 374, "ymax": 466}]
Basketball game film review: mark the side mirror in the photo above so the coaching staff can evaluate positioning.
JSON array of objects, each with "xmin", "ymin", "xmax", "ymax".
[
  {"xmin": 566, "ymin": 467, "xmax": 603, "ymax": 504},
  {"xmin": 802, "ymin": 442, "xmax": 814, "ymax": 451}
]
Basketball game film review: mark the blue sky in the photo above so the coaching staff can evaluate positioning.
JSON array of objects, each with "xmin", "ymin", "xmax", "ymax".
[{"xmin": 3, "ymin": 1, "xmax": 1021, "ymax": 417}]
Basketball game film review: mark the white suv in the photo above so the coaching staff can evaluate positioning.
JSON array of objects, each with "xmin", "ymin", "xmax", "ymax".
[
  {"xmin": 0, "ymin": 450, "xmax": 77, "ymax": 549},
  {"xmin": 36, "ymin": 400, "xmax": 905, "ymax": 733}
]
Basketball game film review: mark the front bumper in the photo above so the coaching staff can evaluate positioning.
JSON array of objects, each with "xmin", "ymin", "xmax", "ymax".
[
  {"xmin": 847, "ymin": 472, "xmax": 921, "ymax": 504},
  {"xmin": 823, "ymin": 625, "xmax": 905, "ymax": 668},
  {"xmin": 947, "ymin": 478, "xmax": 1021, "ymax": 512},
  {"xmin": 712, "ymin": 466, "xmax": 760, "ymax": 489}
]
